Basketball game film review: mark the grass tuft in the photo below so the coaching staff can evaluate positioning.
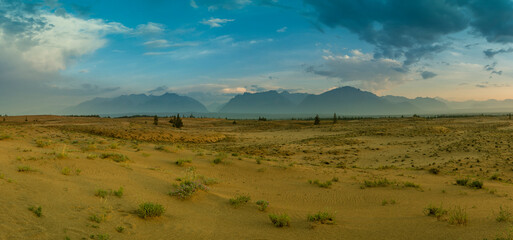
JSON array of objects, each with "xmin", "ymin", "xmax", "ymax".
[
  {"xmin": 137, "ymin": 202, "xmax": 164, "ymax": 219},
  {"xmin": 269, "ymin": 213, "xmax": 290, "ymax": 227},
  {"xmin": 307, "ymin": 211, "xmax": 335, "ymax": 224},
  {"xmin": 229, "ymin": 195, "xmax": 251, "ymax": 208}
]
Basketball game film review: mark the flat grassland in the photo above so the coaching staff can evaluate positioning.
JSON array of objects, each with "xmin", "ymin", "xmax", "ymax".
[{"xmin": 1, "ymin": 115, "xmax": 513, "ymax": 239}]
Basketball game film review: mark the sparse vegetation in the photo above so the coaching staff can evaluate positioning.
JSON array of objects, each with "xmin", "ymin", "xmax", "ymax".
[
  {"xmin": 169, "ymin": 180, "xmax": 207, "ymax": 199},
  {"xmin": 362, "ymin": 178, "xmax": 391, "ymax": 188},
  {"xmin": 229, "ymin": 195, "xmax": 251, "ymax": 207},
  {"xmin": 137, "ymin": 202, "xmax": 165, "ymax": 218},
  {"xmin": 448, "ymin": 206, "xmax": 468, "ymax": 225},
  {"xmin": 89, "ymin": 214, "xmax": 105, "ymax": 223},
  {"xmin": 496, "ymin": 206, "xmax": 512, "ymax": 222},
  {"xmin": 308, "ymin": 179, "xmax": 333, "ymax": 188},
  {"xmin": 175, "ymin": 159, "xmax": 192, "ymax": 166},
  {"xmin": 456, "ymin": 177, "xmax": 483, "ymax": 189},
  {"xmin": 269, "ymin": 213, "xmax": 290, "ymax": 227},
  {"xmin": 28, "ymin": 206, "xmax": 42, "ymax": 217},
  {"xmin": 256, "ymin": 200, "xmax": 269, "ymax": 211},
  {"xmin": 307, "ymin": 211, "xmax": 335, "ymax": 224},
  {"xmin": 424, "ymin": 204, "xmax": 448, "ymax": 220},
  {"xmin": 17, "ymin": 166, "xmax": 36, "ymax": 172},
  {"xmin": 100, "ymin": 153, "xmax": 128, "ymax": 162}
]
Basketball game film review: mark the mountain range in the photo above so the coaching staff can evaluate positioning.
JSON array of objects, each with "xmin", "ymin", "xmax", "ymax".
[{"xmin": 64, "ymin": 86, "xmax": 513, "ymax": 116}]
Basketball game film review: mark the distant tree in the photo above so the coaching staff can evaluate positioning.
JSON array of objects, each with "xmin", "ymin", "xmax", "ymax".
[
  {"xmin": 258, "ymin": 117, "xmax": 267, "ymax": 121},
  {"xmin": 333, "ymin": 113, "xmax": 337, "ymax": 124},
  {"xmin": 314, "ymin": 114, "xmax": 320, "ymax": 125},
  {"xmin": 509, "ymin": 113, "xmax": 512, "ymax": 120},
  {"xmin": 232, "ymin": 120, "xmax": 237, "ymax": 125},
  {"xmin": 25, "ymin": 116, "xmax": 28, "ymax": 122},
  {"xmin": 170, "ymin": 114, "xmax": 183, "ymax": 128},
  {"xmin": 153, "ymin": 115, "xmax": 158, "ymax": 125}
]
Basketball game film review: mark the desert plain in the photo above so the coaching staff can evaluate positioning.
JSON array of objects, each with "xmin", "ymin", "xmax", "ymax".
[{"xmin": 1, "ymin": 115, "xmax": 513, "ymax": 239}]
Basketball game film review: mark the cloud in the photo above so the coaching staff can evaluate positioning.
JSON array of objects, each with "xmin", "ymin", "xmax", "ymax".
[
  {"xmin": 484, "ymin": 62, "xmax": 503, "ymax": 76},
  {"xmin": 0, "ymin": 7, "xmax": 129, "ymax": 72},
  {"xmin": 221, "ymin": 87, "xmax": 247, "ymax": 94},
  {"xmin": 304, "ymin": 0, "xmax": 513, "ymax": 65},
  {"xmin": 134, "ymin": 22, "xmax": 165, "ymax": 35},
  {"xmin": 191, "ymin": 0, "xmax": 252, "ymax": 10},
  {"xmin": 304, "ymin": 0, "xmax": 468, "ymax": 65},
  {"xmin": 143, "ymin": 39, "xmax": 171, "ymax": 48},
  {"xmin": 0, "ymin": 1, "xmax": 126, "ymax": 114},
  {"xmin": 483, "ymin": 48, "xmax": 513, "ymax": 58},
  {"xmin": 277, "ymin": 26, "xmax": 287, "ymax": 33},
  {"xmin": 421, "ymin": 71, "xmax": 437, "ymax": 79},
  {"xmin": 201, "ymin": 18, "xmax": 235, "ymax": 28},
  {"xmin": 475, "ymin": 81, "xmax": 509, "ymax": 88},
  {"xmin": 306, "ymin": 50, "xmax": 410, "ymax": 90}
]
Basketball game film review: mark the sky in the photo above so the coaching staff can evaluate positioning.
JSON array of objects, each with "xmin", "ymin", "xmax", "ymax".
[{"xmin": 2, "ymin": 0, "xmax": 513, "ymax": 114}]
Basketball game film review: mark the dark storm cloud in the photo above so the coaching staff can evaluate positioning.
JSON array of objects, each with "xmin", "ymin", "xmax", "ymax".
[
  {"xmin": 460, "ymin": 0, "xmax": 513, "ymax": 43},
  {"xmin": 483, "ymin": 48, "xmax": 513, "ymax": 58},
  {"xmin": 304, "ymin": 0, "xmax": 513, "ymax": 64},
  {"xmin": 484, "ymin": 62, "xmax": 502, "ymax": 76},
  {"xmin": 304, "ymin": 0, "xmax": 469, "ymax": 65},
  {"xmin": 421, "ymin": 71, "xmax": 437, "ymax": 79}
]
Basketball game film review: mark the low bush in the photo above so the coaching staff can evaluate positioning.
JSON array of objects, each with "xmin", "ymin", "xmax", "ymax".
[
  {"xmin": 269, "ymin": 214, "xmax": 290, "ymax": 227},
  {"xmin": 229, "ymin": 195, "xmax": 251, "ymax": 208},
  {"xmin": 307, "ymin": 211, "xmax": 335, "ymax": 224},
  {"xmin": 137, "ymin": 202, "xmax": 165, "ymax": 219}
]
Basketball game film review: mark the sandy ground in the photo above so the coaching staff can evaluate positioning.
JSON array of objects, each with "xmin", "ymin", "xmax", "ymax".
[{"xmin": 1, "ymin": 115, "xmax": 513, "ymax": 239}]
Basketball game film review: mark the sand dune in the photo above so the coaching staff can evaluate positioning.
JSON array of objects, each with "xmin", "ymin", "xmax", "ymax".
[{"xmin": 0, "ymin": 116, "xmax": 512, "ymax": 239}]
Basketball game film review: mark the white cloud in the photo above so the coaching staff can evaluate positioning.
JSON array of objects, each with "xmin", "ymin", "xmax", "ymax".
[
  {"xmin": 0, "ymin": 11, "xmax": 129, "ymax": 72},
  {"xmin": 190, "ymin": 0, "xmax": 199, "ymax": 8},
  {"xmin": 221, "ymin": 87, "xmax": 247, "ymax": 94},
  {"xmin": 134, "ymin": 22, "xmax": 165, "ymax": 35},
  {"xmin": 201, "ymin": 18, "xmax": 234, "ymax": 28},
  {"xmin": 277, "ymin": 26, "xmax": 287, "ymax": 33},
  {"xmin": 307, "ymin": 50, "xmax": 412, "ymax": 91},
  {"xmin": 143, "ymin": 39, "xmax": 171, "ymax": 48}
]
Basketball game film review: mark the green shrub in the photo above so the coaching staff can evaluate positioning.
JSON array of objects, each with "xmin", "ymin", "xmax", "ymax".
[
  {"xmin": 169, "ymin": 180, "xmax": 207, "ymax": 199},
  {"xmin": 456, "ymin": 178, "xmax": 469, "ymax": 186},
  {"xmin": 307, "ymin": 211, "xmax": 335, "ymax": 224},
  {"xmin": 269, "ymin": 214, "xmax": 290, "ymax": 227},
  {"xmin": 137, "ymin": 202, "xmax": 165, "ymax": 219},
  {"xmin": 28, "ymin": 206, "xmax": 42, "ymax": 217},
  {"xmin": 95, "ymin": 189, "xmax": 108, "ymax": 198},
  {"xmin": 100, "ymin": 153, "xmax": 128, "ymax": 162},
  {"xmin": 175, "ymin": 159, "xmax": 192, "ymax": 166},
  {"xmin": 17, "ymin": 166, "xmax": 36, "ymax": 172},
  {"xmin": 308, "ymin": 179, "xmax": 333, "ymax": 188},
  {"xmin": 403, "ymin": 182, "xmax": 420, "ymax": 188},
  {"xmin": 113, "ymin": 187, "xmax": 124, "ymax": 197},
  {"xmin": 456, "ymin": 177, "xmax": 483, "ymax": 189},
  {"xmin": 115, "ymin": 226, "xmax": 125, "ymax": 233},
  {"xmin": 496, "ymin": 206, "xmax": 512, "ymax": 222},
  {"xmin": 362, "ymin": 178, "xmax": 391, "ymax": 188},
  {"xmin": 429, "ymin": 168, "xmax": 440, "ymax": 174},
  {"xmin": 448, "ymin": 206, "xmax": 467, "ymax": 225},
  {"xmin": 256, "ymin": 200, "xmax": 269, "ymax": 211},
  {"xmin": 229, "ymin": 195, "xmax": 251, "ymax": 208},
  {"xmin": 424, "ymin": 204, "xmax": 448, "ymax": 220},
  {"xmin": 468, "ymin": 180, "xmax": 483, "ymax": 189},
  {"xmin": 89, "ymin": 214, "xmax": 105, "ymax": 223}
]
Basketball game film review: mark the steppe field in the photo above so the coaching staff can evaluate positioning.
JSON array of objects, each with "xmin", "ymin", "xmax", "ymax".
[{"xmin": 3, "ymin": 115, "xmax": 513, "ymax": 240}]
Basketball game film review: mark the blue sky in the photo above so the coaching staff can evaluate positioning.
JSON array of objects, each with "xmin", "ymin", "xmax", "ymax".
[{"xmin": 2, "ymin": 0, "xmax": 513, "ymax": 114}]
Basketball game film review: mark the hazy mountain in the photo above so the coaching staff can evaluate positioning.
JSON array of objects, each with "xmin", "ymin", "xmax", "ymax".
[
  {"xmin": 298, "ymin": 87, "xmax": 418, "ymax": 115},
  {"xmin": 441, "ymin": 99, "xmax": 513, "ymax": 113},
  {"xmin": 65, "ymin": 93, "xmax": 208, "ymax": 115},
  {"xmin": 280, "ymin": 91, "xmax": 310, "ymax": 105},
  {"xmin": 382, "ymin": 96, "xmax": 448, "ymax": 113},
  {"xmin": 219, "ymin": 91, "xmax": 297, "ymax": 113}
]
